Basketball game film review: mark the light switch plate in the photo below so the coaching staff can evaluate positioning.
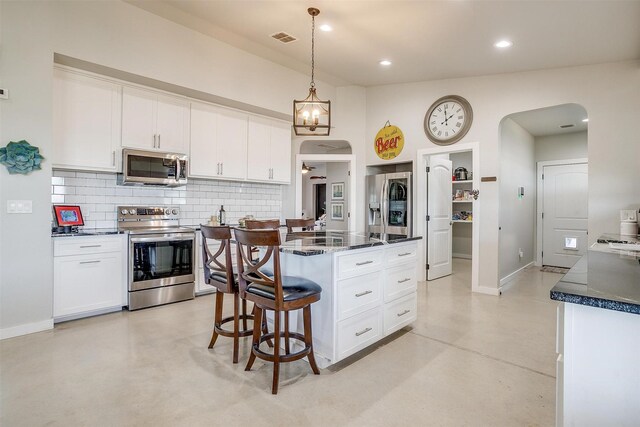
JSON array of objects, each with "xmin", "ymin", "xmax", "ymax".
[{"xmin": 7, "ymin": 200, "xmax": 32, "ymax": 213}]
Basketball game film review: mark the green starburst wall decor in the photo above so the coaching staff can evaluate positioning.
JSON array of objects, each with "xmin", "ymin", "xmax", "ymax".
[{"xmin": 0, "ymin": 140, "xmax": 45, "ymax": 174}]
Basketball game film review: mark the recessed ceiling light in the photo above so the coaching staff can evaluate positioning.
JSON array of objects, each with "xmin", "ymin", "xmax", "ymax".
[
  {"xmin": 494, "ymin": 40, "xmax": 513, "ymax": 49},
  {"xmin": 379, "ymin": 60, "xmax": 392, "ymax": 66},
  {"xmin": 319, "ymin": 24, "xmax": 332, "ymax": 32},
  {"xmin": 582, "ymin": 118, "xmax": 589, "ymax": 122}
]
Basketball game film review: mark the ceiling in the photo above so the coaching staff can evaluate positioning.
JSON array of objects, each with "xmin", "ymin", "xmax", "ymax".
[
  {"xmin": 507, "ymin": 103, "xmax": 588, "ymax": 137},
  {"xmin": 128, "ymin": 0, "xmax": 640, "ymax": 87}
]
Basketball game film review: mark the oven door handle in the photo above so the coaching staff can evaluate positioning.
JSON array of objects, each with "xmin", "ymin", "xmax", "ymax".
[{"xmin": 130, "ymin": 235, "xmax": 194, "ymax": 243}]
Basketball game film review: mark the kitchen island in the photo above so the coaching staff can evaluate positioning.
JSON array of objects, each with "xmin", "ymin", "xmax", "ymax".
[
  {"xmin": 270, "ymin": 231, "xmax": 421, "ymax": 368},
  {"xmin": 550, "ymin": 243, "xmax": 640, "ymax": 426}
]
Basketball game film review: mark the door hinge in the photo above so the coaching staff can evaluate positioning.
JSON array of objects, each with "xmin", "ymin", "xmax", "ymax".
[
  {"xmin": 427, "ymin": 215, "xmax": 430, "ymax": 221},
  {"xmin": 348, "ymin": 212, "xmax": 350, "ymax": 218},
  {"xmin": 542, "ymin": 251, "xmax": 544, "ymax": 258},
  {"xmin": 542, "ymin": 212, "xmax": 544, "ymax": 219},
  {"xmin": 542, "ymin": 174, "xmax": 544, "ymax": 180},
  {"xmin": 426, "ymin": 166, "xmax": 430, "ymax": 173},
  {"xmin": 426, "ymin": 263, "xmax": 430, "ymax": 270},
  {"xmin": 348, "ymin": 171, "xmax": 351, "ymax": 176}
]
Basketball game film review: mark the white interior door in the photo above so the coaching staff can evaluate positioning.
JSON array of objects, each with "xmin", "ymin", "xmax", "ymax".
[
  {"xmin": 427, "ymin": 157, "xmax": 453, "ymax": 280},
  {"xmin": 542, "ymin": 163, "xmax": 588, "ymax": 268}
]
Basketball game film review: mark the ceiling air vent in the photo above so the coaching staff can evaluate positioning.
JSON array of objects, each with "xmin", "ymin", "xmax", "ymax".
[
  {"xmin": 271, "ymin": 32, "xmax": 297, "ymax": 43},
  {"xmin": 560, "ymin": 124, "xmax": 575, "ymax": 129}
]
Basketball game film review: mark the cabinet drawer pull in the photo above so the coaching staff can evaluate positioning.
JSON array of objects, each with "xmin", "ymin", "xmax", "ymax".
[
  {"xmin": 396, "ymin": 309, "xmax": 411, "ymax": 317},
  {"xmin": 79, "ymin": 260, "xmax": 101, "ymax": 264},
  {"xmin": 355, "ymin": 260, "xmax": 373, "ymax": 266},
  {"xmin": 355, "ymin": 327, "xmax": 372, "ymax": 337},
  {"xmin": 355, "ymin": 290, "xmax": 373, "ymax": 298},
  {"xmin": 397, "ymin": 252, "xmax": 412, "ymax": 257},
  {"xmin": 80, "ymin": 245, "xmax": 102, "ymax": 248},
  {"xmin": 158, "ymin": 134, "xmax": 161, "ymax": 148},
  {"xmin": 397, "ymin": 278, "xmax": 411, "ymax": 284}
]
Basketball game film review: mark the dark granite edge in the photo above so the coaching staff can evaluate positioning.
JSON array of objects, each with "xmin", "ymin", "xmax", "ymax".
[
  {"xmin": 385, "ymin": 236, "xmax": 423, "ymax": 244},
  {"xmin": 52, "ymin": 229, "xmax": 125, "ymax": 237},
  {"xmin": 279, "ymin": 241, "xmax": 386, "ymax": 256},
  {"xmin": 550, "ymin": 290, "xmax": 640, "ymax": 315}
]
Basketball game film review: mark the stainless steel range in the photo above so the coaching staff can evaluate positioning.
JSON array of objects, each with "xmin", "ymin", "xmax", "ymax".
[{"xmin": 118, "ymin": 206, "xmax": 195, "ymax": 310}]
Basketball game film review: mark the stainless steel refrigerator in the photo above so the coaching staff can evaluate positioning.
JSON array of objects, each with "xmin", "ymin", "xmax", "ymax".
[{"xmin": 366, "ymin": 172, "xmax": 412, "ymax": 236}]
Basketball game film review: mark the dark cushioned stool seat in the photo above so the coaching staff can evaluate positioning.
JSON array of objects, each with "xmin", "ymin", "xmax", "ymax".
[{"xmin": 247, "ymin": 276, "xmax": 322, "ymax": 301}]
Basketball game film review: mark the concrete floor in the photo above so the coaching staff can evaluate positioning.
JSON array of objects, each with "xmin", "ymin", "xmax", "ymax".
[{"xmin": 1, "ymin": 259, "xmax": 562, "ymax": 426}]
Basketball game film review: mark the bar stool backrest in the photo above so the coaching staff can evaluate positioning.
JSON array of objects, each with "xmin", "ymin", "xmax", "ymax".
[
  {"xmin": 234, "ymin": 228, "xmax": 284, "ymax": 309},
  {"xmin": 201, "ymin": 225, "xmax": 235, "ymax": 293},
  {"xmin": 245, "ymin": 219, "xmax": 280, "ymax": 230},
  {"xmin": 285, "ymin": 218, "xmax": 315, "ymax": 233}
]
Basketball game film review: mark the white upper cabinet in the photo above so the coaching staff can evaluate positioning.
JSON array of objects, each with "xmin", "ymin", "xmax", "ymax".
[
  {"xmin": 189, "ymin": 101, "xmax": 248, "ymax": 180},
  {"xmin": 270, "ymin": 120, "xmax": 293, "ymax": 183},
  {"xmin": 53, "ymin": 68, "xmax": 122, "ymax": 172},
  {"xmin": 247, "ymin": 116, "xmax": 292, "ymax": 184},
  {"xmin": 121, "ymin": 86, "xmax": 189, "ymax": 153}
]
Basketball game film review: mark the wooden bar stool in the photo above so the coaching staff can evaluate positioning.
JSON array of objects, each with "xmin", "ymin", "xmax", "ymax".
[
  {"xmin": 234, "ymin": 228, "xmax": 322, "ymax": 394},
  {"xmin": 245, "ymin": 219, "xmax": 281, "ymax": 230},
  {"xmin": 201, "ymin": 225, "xmax": 253, "ymax": 363},
  {"xmin": 285, "ymin": 218, "xmax": 316, "ymax": 233}
]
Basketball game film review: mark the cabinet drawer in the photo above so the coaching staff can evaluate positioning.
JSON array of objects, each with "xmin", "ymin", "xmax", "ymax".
[
  {"xmin": 337, "ymin": 272, "xmax": 382, "ymax": 321},
  {"xmin": 53, "ymin": 252, "xmax": 124, "ymax": 318},
  {"xmin": 336, "ymin": 249, "xmax": 383, "ymax": 279},
  {"xmin": 383, "ymin": 293, "xmax": 417, "ymax": 336},
  {"xmin": 54, "ymin": 236, "xmax": 123, "ymax": 257},
  {"xmin": 337, "ymin": 308, "xmax": 382, "ymax": 361},
  {"xmin": 386, "ymin": 243, "xmax": 417, "ymax": 266},
  {"xmin": 384, "ymin": 263, "xmax": 417, "ymax": 303}
]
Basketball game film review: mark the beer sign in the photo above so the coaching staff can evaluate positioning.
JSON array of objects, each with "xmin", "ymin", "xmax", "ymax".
[{"xmin": 374, "ymin": 122, "xmax": 404, "ymax": 160}]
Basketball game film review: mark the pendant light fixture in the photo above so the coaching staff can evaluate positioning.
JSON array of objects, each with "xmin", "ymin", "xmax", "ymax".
[{"xmin": 293, "ymin": 7, "xmax": 331, "ymax": 136}]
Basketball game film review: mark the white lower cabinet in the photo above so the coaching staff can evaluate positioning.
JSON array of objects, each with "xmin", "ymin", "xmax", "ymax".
[
  {"xmin": 336, "ymin": 307, "xmax": 383, "ymax": 360},
  {"xmin": 53, "ymin": 236, "xmax": 126, "ymax": 321}
]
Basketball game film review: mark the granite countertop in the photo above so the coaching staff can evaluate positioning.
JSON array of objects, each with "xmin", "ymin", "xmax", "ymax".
[
  {"xmin": 51, "ymin": 228, "xmax": 124, "ymax": 237},
  {"xmin": 550, "ymin": 248, "xmax": 640, "ymax": 315},
  {"xmin": 278, "ymin": 231, "xmax": 421, "ymax": 256}
]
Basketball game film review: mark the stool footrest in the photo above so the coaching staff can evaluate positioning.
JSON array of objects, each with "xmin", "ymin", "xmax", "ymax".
[
  {"xmin": 252, "ymin": 332, "xmax": 311, "ymax": 363},
  {"xmin": 215, "ymin": 314, "xmax": 254, "ymax": 338}
]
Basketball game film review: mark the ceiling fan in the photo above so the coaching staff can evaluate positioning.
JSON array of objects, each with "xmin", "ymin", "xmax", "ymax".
[{"xmin": 301, "ymin": 162, "xmax": 316, "ymax": 174}]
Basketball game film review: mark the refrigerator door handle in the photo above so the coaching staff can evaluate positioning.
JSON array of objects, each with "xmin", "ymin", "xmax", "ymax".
[{"xmin": 381, "ymin": 179, "xmax": 388, "ymax": 231}]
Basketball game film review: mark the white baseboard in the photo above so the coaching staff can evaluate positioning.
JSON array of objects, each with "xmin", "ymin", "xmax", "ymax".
[
  {"xmin": 1, "ymin": 319, "xmax": 53, "ymax": 340},
  {"xmin": 499, "ymin": 261, "xmax": 535, "ymax": 288},
  {"xmin": 452, "ymin": 253, "xmax": 472, "ymax": 260},
  {"xmin": 472, "ymin": 286, "xmax": 501, "ymax": 296}
]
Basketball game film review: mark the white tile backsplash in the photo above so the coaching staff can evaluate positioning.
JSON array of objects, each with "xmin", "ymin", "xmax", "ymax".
[{"xmin": 52, "ymin": 170, "xmax": 283, "ymax": 229}]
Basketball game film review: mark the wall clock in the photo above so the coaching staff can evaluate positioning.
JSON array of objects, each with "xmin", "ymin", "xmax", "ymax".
[{"xmin": 424, "ymin": 95, "xmax": 473, "ymax": 145}]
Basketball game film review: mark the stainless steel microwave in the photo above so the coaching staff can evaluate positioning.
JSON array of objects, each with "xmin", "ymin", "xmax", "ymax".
[{"xmin": 118, "ymin": 149, "xmax": 188, "ymax": 187}]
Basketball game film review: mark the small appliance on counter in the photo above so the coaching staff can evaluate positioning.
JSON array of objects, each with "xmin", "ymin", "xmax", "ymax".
[
  {"xmin": 619, "ymin": 209, "xmax": 639, "ymax": 236},
  {"xmin": 52, "ymin": 204, "xmax": 84, "ymax": 233}
]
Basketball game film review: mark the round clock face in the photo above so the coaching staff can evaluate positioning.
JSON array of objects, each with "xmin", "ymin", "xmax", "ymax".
[{"xmin": 424, "ymin": 95, "xmax": 473, "ymax": 145}]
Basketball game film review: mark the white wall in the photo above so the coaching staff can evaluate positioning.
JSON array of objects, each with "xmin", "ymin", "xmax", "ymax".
[
  {"xmin": 535, "ymin": 131, "xmax": 588, "ymax": 163},
  {"xmin": 499, "ymin": 119, "xmax": 536, "ymax": 280},
  {"xmin": 366, "ymin": 60, "xmax": 640, "ymax": 290},
  {"xmin": 325, "ymin": 162, "xmax": 350, "ymax": 231},
  {"xmin": 0, "ymin": 0, "xmax": 344, "ymax": 336}
]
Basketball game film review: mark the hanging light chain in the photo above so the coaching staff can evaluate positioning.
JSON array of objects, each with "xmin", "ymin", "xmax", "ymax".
[{"xmin": 310, "ymin": 10, "xmax": 316, "ymax": 88}]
